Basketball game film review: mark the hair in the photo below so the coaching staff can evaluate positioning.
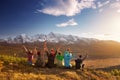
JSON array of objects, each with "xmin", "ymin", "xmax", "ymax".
[
  {"xmin": 58, "ymin": 52, "xmax": 61, "ymax": 55},
  {"xmin": 37, "ymin": 51, "xmax": 41, "ymax": 55},
  {"xmin": 51, "ymin": 49, "xmax": 54, "ymax": 51},
  {"xmin": 50, "ymin": 48, "xmax": 54, "ymax": 51},
  {"xmin": 79, "ymin": 55, "xmax": 82, "ymax": 58},
  {"xmin": 50, "ymin": 48, "xmax": 55, "ymax": 55},
  {"xmin": 67, "ymin": 48, "xmax": 70, "ymax": 51}
]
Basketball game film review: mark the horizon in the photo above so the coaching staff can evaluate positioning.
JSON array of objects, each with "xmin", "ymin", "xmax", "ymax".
[{"xmin": 0, "ymin": 0, "xmax": 120, "ymax": 42}]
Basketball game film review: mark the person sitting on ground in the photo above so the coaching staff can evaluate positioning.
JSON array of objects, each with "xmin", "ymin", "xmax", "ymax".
[
  {"xmin": 34, "ymin": 47, "xmax": 45, "ymax": 67},
  {"xmin": 23, "ymin": 45, "xmax": 34, "ymax": 65},
  {"xmin": 75, "ymin": 54, "xmax": 88, "ymax": 70},
  {"xmin": 64, "ymin": 48, "xmax": 73, "ymax": 69},
  {"xmin": 56, "ymin": 51, "xmax": 64, "ymax": 67},
  {"xmin": 44, "ymin": 41, "xmax": 60, "ymax": 68}
]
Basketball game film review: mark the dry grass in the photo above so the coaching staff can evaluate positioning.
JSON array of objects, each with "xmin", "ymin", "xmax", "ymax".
[
  {"xmin": 0, "ymin": 55, "xmax": 120, "ymax": 80},
  {"xmin": 0, "ymin": 68, "xmax": 119, "ymax": 80}
]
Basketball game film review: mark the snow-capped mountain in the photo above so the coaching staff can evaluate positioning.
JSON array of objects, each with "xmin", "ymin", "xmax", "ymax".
[
  {"xmin": 2, "ymin": 32, "xmax": 98, "ymax": 44},
  {"xmin": 0, "ymin": 39, "xmax": 6, "ymax": 42},
  {"xmin": 13, "ymin": 34, "xmax": 31, "ymax": 43}
]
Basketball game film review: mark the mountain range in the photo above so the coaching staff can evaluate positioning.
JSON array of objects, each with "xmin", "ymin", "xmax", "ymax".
[{"xmin": 0, "ymin": 32, "xmax": 98, "ymax": 44}]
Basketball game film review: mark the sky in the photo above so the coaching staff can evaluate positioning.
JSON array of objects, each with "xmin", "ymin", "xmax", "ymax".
[{"xmin": 0, "ymin": 0, "xmax": 120, "ymax": 42}]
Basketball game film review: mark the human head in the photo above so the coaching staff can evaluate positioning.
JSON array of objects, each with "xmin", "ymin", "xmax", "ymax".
[
  {"xmin": 58, "ymin": 52, "xmax": 61, "ymax": 55},
  {"xmin": 79, "ymin": 55, "xmax": 82, "ymax": 58},
  {"xmin": 50, "ymin": 48, "xmax": 55, "ymax": 54},
  {"xmin": 37, "ymin": 51, "xmax": 41, "ymax": 55},
  {"xmin": 67, "ymin": 48, "xmax": 71, "ymax": 52},
  {"xmin": 50, "ymin": 48, "xmax": 54, "ymax": 51}
]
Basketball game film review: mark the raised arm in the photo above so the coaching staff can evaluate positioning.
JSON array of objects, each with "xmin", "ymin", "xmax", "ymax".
[
  {"xmin": 43, "ymin": 41, "xmax": 47, "ymax": 48},
  {"xmin": 44, "ymin": 47, "xmax": 49, "ymax": 56},
  {"xmin": 55, "ymin": 47, "xmax": 60, "ymax": 55},
  {"xmin": 22, "ymin": 45, "xmax": 29, "ymax": 52},
  {"xmin": 33, "ymin": 47, "xmax": 38, "ymax": 54},
  {"xmin": 43, "ymin": 41, "xmax": 49, "ymax": 56},
  {"xmin": 82, "ymin": 54, "xmax": 88, "ymax": 61}
]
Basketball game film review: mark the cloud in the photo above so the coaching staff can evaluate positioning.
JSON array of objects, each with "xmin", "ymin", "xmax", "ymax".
[
  {"xmin": 37, "ymin": 0, "xmax": 120, "ymax": 16},
  {"xmin": 117, "ymin": 9, "xmax": 120, "ymax": 12},
  {"xmin": 37, "ymin": 0, "xmax": 96, "ymax": 16},
  {"xmin": 111, "ymin": 2, "xmax": 120, "ymax": 8},
  {"xmin": 97, "ymin": 1, "xmax": 110, "ymax": 12},
  {"xmin": 110, "ymin": 2, "xmax": 120, "ymax": 13},
  {"xmin": 116, "ymin": 0, "xmax": 120, "ymax": 1},
  {"xmin": 56, "ymin": 19, "xmax": 78, "ymax": 27},
  {"xmin": 97, "ymin": 1, "xmax": 110, "ymax": 8},
  {"xmin": 79, "ymin": 32, "xmax": 120, "ymax": 42},
  {"xmin": 99, "ymin": 8, "xmax": 103, "ymax": 12}
]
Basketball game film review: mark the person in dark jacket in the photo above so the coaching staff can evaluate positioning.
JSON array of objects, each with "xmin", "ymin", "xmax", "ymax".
[
  {"xmin": 44, "ymin": 41, "xmax": 60, "ymax": 68},
  {"xmin": 75, "ymin": 54, "xmax": 88, "ymax": 70}
]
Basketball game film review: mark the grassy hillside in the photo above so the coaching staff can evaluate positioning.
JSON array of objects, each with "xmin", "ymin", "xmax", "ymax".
[
  {"xmin": 0, "ymin": 55, "xmax": 120, "ymax": 80},
  {"xmin": 0, "ymin": 41, "xmax": 120, "ymax": 79}
]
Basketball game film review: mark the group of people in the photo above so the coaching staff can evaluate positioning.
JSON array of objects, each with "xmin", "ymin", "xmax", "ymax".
[{"xmin": 23, "ymin": 41, "xmax": 88, "ymax": 70}]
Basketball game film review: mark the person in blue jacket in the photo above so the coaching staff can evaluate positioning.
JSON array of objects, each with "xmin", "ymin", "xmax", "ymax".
[{"xmin": 64, "ymin": 48, "xmax": 72, "ymax": 69}]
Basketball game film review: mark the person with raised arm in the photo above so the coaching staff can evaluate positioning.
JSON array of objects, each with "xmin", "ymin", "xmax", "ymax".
[
  {"xmin": 22, "ymin": 45, "xmax": 34, "ymax": 65},
  {"xmin": 56, "ymin": 51, "xmax": 64, "ymax": 67},
  {"xmin": 64, "ymin": 48, "xmax": 73, "ymax": 69},
  {"xmin": 75, "ymin": 54, "xmax": 88, "ymax": 70},
  {"xmin": 44, "ymin": 41, "xmax": 60, "ymax": 68},
  {"xmin": 34, "ymin": 46, "xmax": 45, "ymax": 67}
]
